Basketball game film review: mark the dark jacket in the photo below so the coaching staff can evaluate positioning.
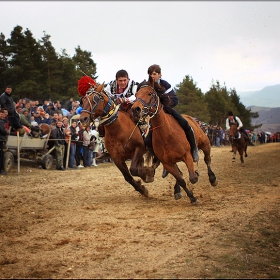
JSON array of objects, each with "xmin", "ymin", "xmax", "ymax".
[
  {"xmin": 51, "ymin": 127, "xmax": 65, "ymax": 146},
  {"xmin": 0, "ymin": 119, "xmax": 8, "ymax": 141},
  {"xmin": 70, "ymin": 126, "xmax": 78, "ymax": 142},
  {"xmin": 0, "ymin": 91, "xmax": 16, "ymax": 116},
  {"xmin": 156, "ymin": 79, "xmax": 178, "ymax": 109}
]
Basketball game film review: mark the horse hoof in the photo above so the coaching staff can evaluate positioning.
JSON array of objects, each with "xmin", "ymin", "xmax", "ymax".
[
  {"xmin": 195, "ymin": 170, "xmax": 200, "ymax": 176},
  {"xmin": 142, "ymin": 187, "xmax": 149, "ymax": 197},
  {"xmin": 232, "ymin": 159, "xmax": 236, "ymax": 162},
  {"xmin": 144, "ymin": 176, "xmax": 154, "ymax": 183},
  {"xmin": 191, "ymin": 198, "xmax": 199, "ymax": 205},
  {"xmin": 211, "ymin": 180, "xmax": 218, "ymax": 187},
  {"xmin": 190, "ymin": 177, "xmax": 198, "ymax": 184},
  {"xmin": 174, "ymin": 193, "xmax": 182, "ymax": 200}
]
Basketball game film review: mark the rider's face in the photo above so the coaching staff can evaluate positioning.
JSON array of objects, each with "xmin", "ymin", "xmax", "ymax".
[
  {"xmin": 150, "ymin": 71, "xmax": 161, "ymax": 83},
  {"xmin": 116, "ymin": 77, "xmax": 129, "ymax": 89}
]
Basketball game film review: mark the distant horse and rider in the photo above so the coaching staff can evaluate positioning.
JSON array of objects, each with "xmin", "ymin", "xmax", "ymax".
[{"xmin": 228, "ymin": 122, "xmax": 248, "ymax": 165}]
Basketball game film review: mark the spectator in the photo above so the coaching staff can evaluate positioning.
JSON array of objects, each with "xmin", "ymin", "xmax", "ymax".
[
  {"xmin": 76, "ymin": 122, "xmax": 85, "ymax": 168},
  {"xmin": 51, "ymin": 120, "xmax": 66, "ymax": 171},
  {"xmin": 0, "ymin": 109, "xmax": 9, "ymax": 175},
  {"xmin": 33, "ymin": 111, "xmax": 42, "ymax": 124},
  {"xmin": 41, "ymin": 112, "xmax": 53, "ymax": 125},
  {"xmin": 215, "ymin": 126, "xmax": 221, "ymax": 147},
  {"xmin": 0, "ymin": 85, "xmax": 22, "ymax": 131},
  {"xmin": 68, "ymin": 120, "xmax": 79, "ymax": 169},
  {"xmin": 2, "ymin": 108, "xmax": 10, "ymax": 130},
  {"xmin": 19, "ymin": 108, "xmax": 33, "ymax": 129},
  {"xmin": 82, "ymin": 125, "xmax": 91, "ymax": 168},
  {"xmin": 66, "ymin": 97, "xmax": 74, "ymax": 111},
  {"xmin": 45, "ymin": 103, "xmax": 55, "ymax": 116},
  {"xmin": 89, "ymin": 125, "xmax": 101, "ymax": 167}
]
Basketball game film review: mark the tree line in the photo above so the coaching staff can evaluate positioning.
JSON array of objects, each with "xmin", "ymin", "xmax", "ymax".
[{"xmin": 0, "ymin": 25, "xmax": 261, "ymax": 131}]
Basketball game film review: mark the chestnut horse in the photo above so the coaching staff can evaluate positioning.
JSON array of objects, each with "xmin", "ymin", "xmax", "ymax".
[
  {"xmin": 229, "ymin": 122, "xmax": 248, "ymax": 165},
  {"xmin": 132, "ymin": 82, "xmax": 217, "ymax": 203},
  {"xmin": 79, "ymin": 84, "xmax": 157, "ymax": 198}
]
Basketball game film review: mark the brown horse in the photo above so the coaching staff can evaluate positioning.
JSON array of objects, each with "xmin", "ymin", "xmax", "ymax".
[
  {"xmin": 79, "ymin": 84, "xmax": 157, "ymax": 197},
  {"xmin": 229, "ymin": 122, "xmax": 248, "ymax": 165},
  {"xmin": 132, "ymin": 82, "xmax": 217, "ymax": 203}
]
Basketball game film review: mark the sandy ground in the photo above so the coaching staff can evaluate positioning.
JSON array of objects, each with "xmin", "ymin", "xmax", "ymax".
[{"xmin": 0, "ymin": 143, "xmax": 280, "ymax": 279}]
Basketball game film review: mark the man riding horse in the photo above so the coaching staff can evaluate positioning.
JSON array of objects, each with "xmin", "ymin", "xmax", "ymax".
[
  {"xmin": 225, "ymin": 111, "xmax": 254, "ymax": 146},
  {"xmin": 98, "ymin": 70, "xmax": 139, "ymax": 160},
  {"xmin": 144, "ymin": 64, "xmax": 199, "ymax": 163}
]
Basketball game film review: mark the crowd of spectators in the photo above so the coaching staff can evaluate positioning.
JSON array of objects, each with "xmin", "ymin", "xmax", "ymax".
[
  {"xmin": 1, "ymin": 87, "xmax": 279, "ymax": 173},
  {"xmin": 0, "ymin": 93, "xmax": 105, "ymax": 172},
  {"xmin": 196, "ymin": 121, "xmax": 279, "ymax": 147}
]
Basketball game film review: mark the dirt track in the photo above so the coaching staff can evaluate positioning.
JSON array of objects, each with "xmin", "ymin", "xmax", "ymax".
[{"xmin": 1, "ymin": 143, "xmax": 280, "ymax": 279}]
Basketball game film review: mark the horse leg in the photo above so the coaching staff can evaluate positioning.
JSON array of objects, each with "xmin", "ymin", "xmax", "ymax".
[
  {"xmin": 163, "ymin": 163, "xmax": 183, "ymax": 179},
  {"xmin": 114, "ymin": 159, "xmax": 149, "ymax": 197},
  {"xmin": 232, "ymin": 150, "xmax": 236, "ymax": 162},
  {"xmin": 174, "ymin": 181, "xmax": 182, "ymax": 200},
  {"xmin": 184, "ymin": 155, "xmax": 199, "ymax": 184},
  {"xmin": 130, "ymin": 148, "xmax": 154, "ymax": 183},
  {"xmin": 164, "ymin": 161, "xmax": 198, "ymax": 203},
  {"xmin": 203, "ymin": 149, "xmax": 217, "ymax": 186},
  {"xmin": 245, "ymin": 143, "xmax": 248, "ymax": 157},
  {"xmin": 239, "ymin": 148, "xmax": 245, "ymax": 165}
]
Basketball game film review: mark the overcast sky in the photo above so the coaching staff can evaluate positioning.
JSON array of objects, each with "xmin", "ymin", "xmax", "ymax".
[{"xmin": 1, "ymin": 1, "xmax": 280, "ymax": 95}]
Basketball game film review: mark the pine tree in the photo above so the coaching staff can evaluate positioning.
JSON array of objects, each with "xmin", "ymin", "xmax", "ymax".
[{"xmin": 175, "ymin": 75, "xmax": 210, "ymax": 122}]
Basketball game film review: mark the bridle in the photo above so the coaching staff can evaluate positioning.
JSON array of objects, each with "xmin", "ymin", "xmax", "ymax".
[
  {"xmin": 81, "ymin": 88, "xmax": 120, "ymax": 126},
  {"xmin": 134, "ymin": 85, "xmax": 161, "ymax": 120},
  {"xmin": 229, "ymin": 123, "xmax": 240, "ymax": 139}
]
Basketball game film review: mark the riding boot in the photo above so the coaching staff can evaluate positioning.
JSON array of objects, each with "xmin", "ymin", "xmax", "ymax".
[
  {"xmin": 168, "ymin": 109, "xmax": 199, "ymax": 162},
  {"xmin": 186, "ymin": 127, "xmax": 199, "ymax": 162}
]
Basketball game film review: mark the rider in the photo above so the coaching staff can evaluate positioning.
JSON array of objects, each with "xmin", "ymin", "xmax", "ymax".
[
  {"xmin": 226, "ymin": 111, "xmax": 254, "ymax": 146},
  {"xmin": 98, "ymin": 70, "xmax": 139, "ymax": 160},
  {"xmin": 0, "ymin": 85, "xmax": 23, "ymax": 133},
  {"xmin": 104, "ymin": 69, "xmax": 138, "ymax": 111},
  {"xmin": 145, "ymin": 64, "xmax": 199, "ymax": 165}
]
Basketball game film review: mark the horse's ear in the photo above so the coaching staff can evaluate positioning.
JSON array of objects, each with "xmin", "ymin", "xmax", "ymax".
[
  {"xmin": 96, "ymin": 83, "xmax": 104, "ymax": 92},
  {"xmin": 137, "ymin": 80, "xmax": 147, "ymax": 91}
]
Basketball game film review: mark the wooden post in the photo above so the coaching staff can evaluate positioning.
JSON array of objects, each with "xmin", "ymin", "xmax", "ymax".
[
  {"xmin": 17, "ymin": 131, "xmax": 20, "ymax": 174},
  {"xmin": 66, "ymin": 139, "xmax": 71, "ymax": 169}
]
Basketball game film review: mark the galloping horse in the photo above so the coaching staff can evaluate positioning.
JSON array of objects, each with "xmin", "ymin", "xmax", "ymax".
[
  {"xmin": 79, "ymin": 83, "xmax": 157, "ymax": 197},
  {"xmin": 132, "ymin": 82, "xmax": 217, "ymax": 203},
  {"xmin": 229, "ymin": 122, "xmax": 248, "ymax": 165}
]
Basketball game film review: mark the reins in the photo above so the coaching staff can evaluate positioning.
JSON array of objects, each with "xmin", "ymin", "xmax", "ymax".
[
  {"xmin": 135, "ymin": 85, "xmax": 161, "ymax": 120},
  {"xmin": 81, "ymin": 89, "xmax": 120, "ymax": 126}
]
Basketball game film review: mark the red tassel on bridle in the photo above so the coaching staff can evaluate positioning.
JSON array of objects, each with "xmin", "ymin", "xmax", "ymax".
[{"xmin": 77, "ymin": 76, "xmax": 96, "ymax": 96}]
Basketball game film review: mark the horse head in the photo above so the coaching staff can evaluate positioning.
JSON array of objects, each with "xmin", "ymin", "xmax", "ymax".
[
  {"xmin": 229, "ymin": 122, "xmax": 239, "ymax": 138},
  {"xmin": 132, "ymin": 80, "xmax": 161, "ymax": 122},
  {"xmin": 79, "ymin": 83, "xmax": 105, "ymax": 126},
  {"xmin": 79, "ymin": 83, "xmax": 120, "ymax": 127}
]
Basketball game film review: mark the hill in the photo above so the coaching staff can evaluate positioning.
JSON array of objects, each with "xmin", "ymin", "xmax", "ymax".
[
  {"xmin": 248, "ymin": 106, "xmax": 280, "ymax": 133},
  {"xmin": 238, "ymin": 84, "xmax": 280, "ymax": 108}
]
